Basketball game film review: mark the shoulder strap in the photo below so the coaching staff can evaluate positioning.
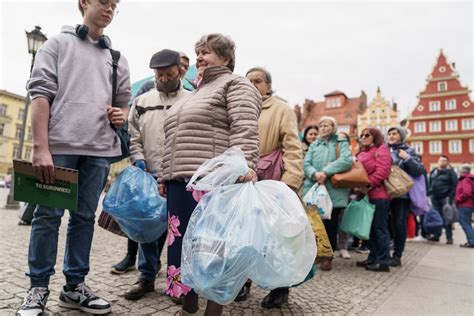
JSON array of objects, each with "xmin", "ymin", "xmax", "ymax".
[{"xmin": 109, "ymin": 49, "xmax": 121, "ymax": 108}]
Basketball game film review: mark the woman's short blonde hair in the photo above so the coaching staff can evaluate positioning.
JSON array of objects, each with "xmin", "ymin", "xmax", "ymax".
[{"xmin": 195, "ymin": 33, "xmax": 236, "ymax": 72}]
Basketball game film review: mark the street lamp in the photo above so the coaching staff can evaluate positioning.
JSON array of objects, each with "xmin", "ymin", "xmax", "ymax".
[
  {"xmin": 5, "ymin": 26, "xmax": 47, "ymax": 210},
  {"xmin": 18, "ymin": 26, "xmax": 47, "ymax": 159}
]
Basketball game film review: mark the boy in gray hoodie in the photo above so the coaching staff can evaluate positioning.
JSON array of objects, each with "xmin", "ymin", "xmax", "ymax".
[{"xmin": 17, "ymin": 1, "xmax": 130, "ymax": 315}]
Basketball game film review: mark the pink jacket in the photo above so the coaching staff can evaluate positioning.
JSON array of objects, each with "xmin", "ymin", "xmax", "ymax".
[
  {"xmin": 356, "ymin": 144, "xmax": 392, "ymax": 200},
  {"xmin": 455, "ymin": 174, "xmax": 474, "ymax": 208}
]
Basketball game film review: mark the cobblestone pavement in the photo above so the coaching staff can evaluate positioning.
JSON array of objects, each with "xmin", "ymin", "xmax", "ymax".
[{"xmin": 0, "ymin": 192, "xmax": 432, "ymax": 315}]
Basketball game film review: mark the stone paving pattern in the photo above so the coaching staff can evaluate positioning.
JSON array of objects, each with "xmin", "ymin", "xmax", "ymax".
[{"xmin": 0, "ymin": 200, "xmax": 432, "ymax": 315}]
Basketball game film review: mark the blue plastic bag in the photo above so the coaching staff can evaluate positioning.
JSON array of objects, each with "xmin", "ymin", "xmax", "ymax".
[{"xmin": 102, "ymin": 166, "xmax": 167, "ymax": 243}]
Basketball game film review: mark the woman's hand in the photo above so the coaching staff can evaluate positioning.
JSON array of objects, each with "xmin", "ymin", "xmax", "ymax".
[
  {"xmin": 398, "ymin": 149, "xmax": 409, "ymax": 160},
  {"xmin": 107, "ymin": 106, "xmax": 126, "ymax": 129},
  {"xmin": 238, "ymin": 169, "xmax": 257, "ymax": 183},
  {"xmin": 159, "ymin": 183, "xmax": 167, "ymax": 197},
  {"xmin": 315, "ymin": 172, "xmax": 327, "ymax": 184}
]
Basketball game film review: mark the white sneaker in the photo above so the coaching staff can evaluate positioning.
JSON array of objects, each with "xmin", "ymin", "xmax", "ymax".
[
  {"xmin": 59, "ymin": 283, "xmax": 111, "ymax": 314},
  {"xmin": 413, "ymin": 236, "xmax": 427, "ymax": 242},
  {"xmin": 16, "ymin": 287, "xmax": 49, "ymax": 316},
  {"xmin": 340, "ymin": 249, "xmax": 351, "ymax": 259}
]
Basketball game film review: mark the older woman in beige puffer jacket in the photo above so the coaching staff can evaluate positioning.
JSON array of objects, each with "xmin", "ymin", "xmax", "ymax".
[{"xmin": 158, "ymin": 34, "xmax": 261, "ymax": 316}]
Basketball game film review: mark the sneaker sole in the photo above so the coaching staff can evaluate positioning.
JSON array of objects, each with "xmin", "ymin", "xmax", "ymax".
[
  {"xmin": 110, "ymin": 266, "xmax": 135, "ymax": 274},
  {"xmin": 59, "ymin": 300, "xmax": 111, "ymax": 315}
]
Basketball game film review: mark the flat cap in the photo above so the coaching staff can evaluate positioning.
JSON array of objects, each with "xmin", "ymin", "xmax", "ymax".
[{"xmin": 149, "ymin": 49, "xmax": 180, "ymax": 69}]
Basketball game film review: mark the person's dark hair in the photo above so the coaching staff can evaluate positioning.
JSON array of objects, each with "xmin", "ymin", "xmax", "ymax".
[
  {"xmin": 440, "ymin": 155, "xmax": 449, "ymax": 161},
  {"xmin": 338, "ymin": 131, "xmax": 351, "ymax": 142},
  {"xmin": 360, "ymin": 127, "xmax": 384, "ymax": 148},
  {"xmin": 195, "ymin": 33, "xmax": 235, "ymax": 72},
  {"xmin": 302, "ymin": 125, "xmax": 319, "ymax": 146}
]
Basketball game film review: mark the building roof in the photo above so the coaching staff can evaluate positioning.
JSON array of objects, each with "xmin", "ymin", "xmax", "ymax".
[
  {"xmin": 303, "ymin": 91, "xmax": 367, "ymax": 127},
  {"xmin": 0, "ymin": 90, "xmax": 26, "ymax": 101},
  {"xmin": 324, "ymin": 90, "xmax": 347, "ymax": 98}
]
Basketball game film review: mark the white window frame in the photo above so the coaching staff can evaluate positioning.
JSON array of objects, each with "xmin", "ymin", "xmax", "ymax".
[
  {"xmin": 415, "ymin": 121, "xmax": 426, "ymax": 133},
  {"xmin": 12, "ymin": 144, "xmax": 20, "ymax": 159},
  {"xmin": 25, "ymin": 147, "xmax": 32, "ymax": 161},
  {"xmin": 429, "ymin": 101, "xmax": 440, "ymax": 111},
  {"xmin": 445, "ymin": 99, "xmax": 457, "ymax": 110},
  {"xmin": 462, "ymin": 118, "xmax": 474, "ymax": 130},
  {"xmin": 411, "ymin": 141, "xmax": 423, "ymax": 154},
  {"xmin": 15, "ymin": 125, "xmax": 22, "ymax": 139},
  {"xmin": 0, "ymin": 123, "xmax": 5, "ymax": 136},
  {"xmin": 0, "ymin": 104, "xmax": 7, "ymax": 116},
  {"xmin": 448, "ymin": 140, "xmax": 462, "ymax": 154},
  {"xmin": 429, "ymin": 141, "xmax": 442, "ymax": 154},
  {"xmin": 429, "ymin": 121, "xmax": 441, "ymax": 132},
  {"xmin": 445, "ymin": 119, "xmax": 458, "ymax": 131},
  {"xmin": 438, "ymin": 81, "xmax": 448, "ymax": 92},
  {"xmin": 470, "ymin": 139, "xmax": 474, "ymax": 153}
]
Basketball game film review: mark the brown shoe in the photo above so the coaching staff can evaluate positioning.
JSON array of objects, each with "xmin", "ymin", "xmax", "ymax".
[
  {"xmin": 320, "ymin": 257, "xmax": 332, "ymax": 271},
  {"xmin": 124, "ymin": 279, "xmax": 155, "ymax": 300}
]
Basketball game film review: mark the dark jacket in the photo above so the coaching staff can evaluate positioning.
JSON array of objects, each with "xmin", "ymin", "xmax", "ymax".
[
  {"xmin": 388, "ymin": 142, "xmax": 424, "ymax": 199},
  {"xmin": 429, "ymin": 167, "xmax": 458, "ymax": 200}
]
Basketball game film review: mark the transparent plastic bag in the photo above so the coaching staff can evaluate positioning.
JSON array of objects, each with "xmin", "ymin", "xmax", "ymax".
[
  {"xmin": 102, "ymin": 166, "xmax": 167, "ymax": 243},
  {"xmin": 181, "ymin": 148, "xmax": 316, "ymax": 305},
  {"xmin": 186, "ymin": 146, "xmax": 249, "ymax": 191},
  {"xmin": 303, "ymin": 183, "xmax": 333, "ymax": 219}
]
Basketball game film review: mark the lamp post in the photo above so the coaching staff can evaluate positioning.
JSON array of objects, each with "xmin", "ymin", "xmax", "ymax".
[
  {"xmin": 5, "ymin": 26, "xmax": 47, "ymax": 210},
  {"xmin": 18, "ymin": 26, "xmax": 47, "ymax": 159}
]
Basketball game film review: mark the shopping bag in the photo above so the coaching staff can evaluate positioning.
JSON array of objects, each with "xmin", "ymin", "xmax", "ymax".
[
  {"xmin": 423, "ymin": 209, "xmax": 444, "ymax": 235},
  {"xmin": 303, "ymin": 183, "xmax": 333, "ymax": 220},
  {"xmin": 408, "ymin": 175, "xmax": 430, "ymax": 216},
  {"xmin": 102, "ymin": 166, "xmax": 167, "ymax": 243},
  {"xmin": 442, "ymin": 198, "xmax": 459, "ymax": 224},
  {"xmin": 181, "ymin": 147, "xmax": 316, "ymax": 305},
  {"xmin": 340, "ymin": 196, "xmax": 375, "ymax": 240}
]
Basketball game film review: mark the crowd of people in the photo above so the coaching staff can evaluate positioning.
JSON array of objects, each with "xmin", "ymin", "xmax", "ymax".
[{"xmin": 16, "ymin": 1, "xmax": 474, "ymax": 315}]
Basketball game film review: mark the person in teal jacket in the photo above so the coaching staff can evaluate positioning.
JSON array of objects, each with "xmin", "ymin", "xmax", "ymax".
[{"xmin": 304, "ymin": 116, "xmax": 353, "ymax": 270}]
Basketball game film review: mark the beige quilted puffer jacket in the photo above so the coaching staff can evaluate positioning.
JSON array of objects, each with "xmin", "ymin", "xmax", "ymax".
[{"xmin": 160, "ymin": 66, "xmax": 262, "ymax": 182}]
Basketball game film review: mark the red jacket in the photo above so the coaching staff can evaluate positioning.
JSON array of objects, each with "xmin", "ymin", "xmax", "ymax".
[
  {"xmin": 357, "ymin": 144, "xmax": 392, "ymax": 200},
  {"xmin": 455, "ymin": 174, "xmax": 474, "ymax": 208}
]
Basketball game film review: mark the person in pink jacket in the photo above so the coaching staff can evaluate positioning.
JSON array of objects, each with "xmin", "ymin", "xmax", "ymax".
[
  {"xmin": 455, "ymin": 165, "xmax": 474, "ymax": 248},
  {"xmin": 355, "ymin": 127, "xmax": 392, "ymax": 272}
]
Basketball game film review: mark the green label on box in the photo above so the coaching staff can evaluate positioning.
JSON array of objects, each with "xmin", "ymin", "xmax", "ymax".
[{"xmin": 13, "ymin": 160, "xmax": 78, "ymax": 211}]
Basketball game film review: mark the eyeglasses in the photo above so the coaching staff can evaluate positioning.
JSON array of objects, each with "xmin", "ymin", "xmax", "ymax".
[
  {"xmin": 98, "ymin": 0, "xmax": 119, "ymax": 15},
  {"xmin": 359, "ymin": 133, "xmax": 371, "ymax": 139}
]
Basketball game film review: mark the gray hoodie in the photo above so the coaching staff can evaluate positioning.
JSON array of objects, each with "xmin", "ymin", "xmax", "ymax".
[{"xmin": 27, "ymin": 25, "xmax": 131, "ymax": 157}]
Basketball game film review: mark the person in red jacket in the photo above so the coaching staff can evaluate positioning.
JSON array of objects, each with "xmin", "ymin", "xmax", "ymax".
[
  {"xmin": 455, "ymin": 164, "xmax": 474, "ymax": 248},
  {"xmin": 355, "ymin": 127, "xmax": 392, "ymax": 272}
]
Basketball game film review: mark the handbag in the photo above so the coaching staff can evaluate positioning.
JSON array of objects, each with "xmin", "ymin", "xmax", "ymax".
[
  {"xmin": 330, "ymin": 143, "xmax": 369, "ymax": 188},
  {"xmin": 408, "ymin": 175, "xmax": 430, "ymax": 216},
  {"xmin": 257, "ymin": 148, "xmax": 283, "ymax": 181},
  {"xmin": 423, "ymin": 208, "xmax": 443, "ymax": 235},
  {"xmin": 340, "ymin": 195, "xmax": 375, "ymax": 240},
  {"xmin": 97, "ymin": 210, "xmax": 126, "ymax": 237},
  {"xmin": 384, "ymin": 165, "xmax": 414, "ymax": 198},
  {"xmin": 442, "ymin": 197, "xmax": 459, "ymax": 224},
  {"xmin": 108, "ymin": 49, "xmax": 131, "ymax": 163}
]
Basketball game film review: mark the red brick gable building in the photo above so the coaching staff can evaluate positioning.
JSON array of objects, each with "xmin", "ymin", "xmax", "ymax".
[
  {"xmin": 296, "ymin": 90, "xmax": 367, "ymax": 148},
  {"xmin": 405, "ymin": 50, "xmax": 474, "ymax": 172}
]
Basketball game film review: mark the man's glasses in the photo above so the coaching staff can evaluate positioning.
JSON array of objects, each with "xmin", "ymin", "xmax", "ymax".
[{"xmin": 359, "ymin": 133, "xmax": 371, "ymax": 139}]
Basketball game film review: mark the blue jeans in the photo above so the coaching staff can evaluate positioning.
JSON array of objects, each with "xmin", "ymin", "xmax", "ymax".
[
  {"xmin": 390, "ymin": 198, "xmax": 410, "ymax": 258},
  {"xmin": 458, "ymin": 207, "xmax": 474, "ymax": 245},
  {"xmin": 430, "ymin": 197, "xmax": 453, "ymax": 240},
  {"xmin": 368, "ymin": 199, "xmax": 391, "ymax": 265},
  {"xmin": 138, "ymin": 230, "xmax": 167, "ymax": 281},
  {"xmin": 27, "ymin": 155, "xmax": 110, "ymax": 288}
]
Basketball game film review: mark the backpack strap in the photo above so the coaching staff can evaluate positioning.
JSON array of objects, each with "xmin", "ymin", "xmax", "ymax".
[{"xmin": 109, "ymin": 49, "xmax": 121, "ymax": 108}]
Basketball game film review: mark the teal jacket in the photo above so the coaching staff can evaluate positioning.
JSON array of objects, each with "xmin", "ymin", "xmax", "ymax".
[{"xmin": 303, "ymin": 133, "xmax": 353, "ymax": 208}]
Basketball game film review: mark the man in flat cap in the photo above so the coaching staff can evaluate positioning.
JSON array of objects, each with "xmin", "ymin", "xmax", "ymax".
[{"xmin": 123, "ymin": 49, "xmax": 191, "ymax": 301}]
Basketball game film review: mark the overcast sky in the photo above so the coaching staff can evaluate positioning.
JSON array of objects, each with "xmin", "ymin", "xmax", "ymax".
[{"xmin": 1, "ymin": 0, "xmax": 472, "ymax": 118}]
